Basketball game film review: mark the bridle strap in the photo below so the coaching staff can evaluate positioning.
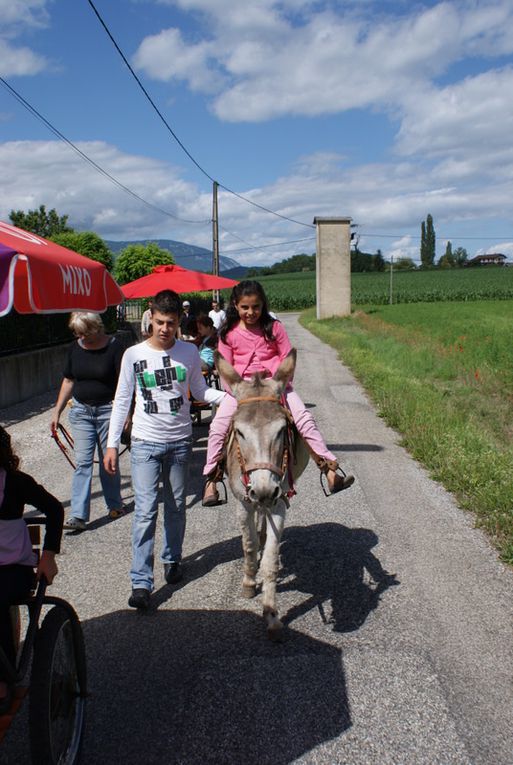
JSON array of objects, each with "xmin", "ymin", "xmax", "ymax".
[{"xmin": 237, "ymin": 396, "xmax": 281, "ymax": 406}]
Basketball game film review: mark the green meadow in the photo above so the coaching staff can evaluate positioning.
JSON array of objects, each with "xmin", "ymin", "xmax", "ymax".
[
  {"xmin": 300, "ymin": 300, "xmax": 513, "ymax": 564},
  {"xmin": 257, "ymin": 266, "xmax": 513, "ymax": 312}
]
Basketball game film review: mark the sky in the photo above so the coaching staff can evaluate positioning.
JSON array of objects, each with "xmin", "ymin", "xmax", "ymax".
[{"xmin": 1, "ymin": 0, "xmax": 513, "ymax": 267}]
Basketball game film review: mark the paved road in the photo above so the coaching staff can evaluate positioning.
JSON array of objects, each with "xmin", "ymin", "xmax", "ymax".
[{"xmin": 1, "ymin": 314, "xmax": 512, "ymax": 764}]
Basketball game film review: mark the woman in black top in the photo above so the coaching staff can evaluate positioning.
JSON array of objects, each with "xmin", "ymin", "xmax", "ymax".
[
  {"xmin": 51, "ymin": 312, "xmax": 125, "ymax": 531},
  {"xmin": 0, "ymin": 424, "xmax": 64, "ymax": 712}
]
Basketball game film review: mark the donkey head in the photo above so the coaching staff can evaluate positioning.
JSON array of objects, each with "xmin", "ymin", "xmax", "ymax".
[{"xmin": 215, "ymin": 350, "xmax": 297, "ymax": 506}]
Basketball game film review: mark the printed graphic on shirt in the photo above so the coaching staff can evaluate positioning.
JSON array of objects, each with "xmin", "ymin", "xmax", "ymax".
[{"xmin": 133, "ymin": 354, "xmax": 187, "ymax": 415}]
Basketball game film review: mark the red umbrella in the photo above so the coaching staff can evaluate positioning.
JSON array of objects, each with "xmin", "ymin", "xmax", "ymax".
[
  {"xmin": 120, "ymin": 263, "xmax": 238, "ymax": 298},
  {"xmin": 0, "ymin": 221, "xmax": 124, "ymax": 317}
]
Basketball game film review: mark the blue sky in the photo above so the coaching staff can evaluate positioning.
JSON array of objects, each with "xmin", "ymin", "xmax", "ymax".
[{"xmin": 1, "ymin": 0, "xmax": 513, "ymax": 266}]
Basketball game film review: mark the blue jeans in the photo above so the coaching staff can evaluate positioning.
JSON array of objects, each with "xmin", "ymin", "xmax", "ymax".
[
  {"xmin": 130, "ymin": 438, "xmax": 192, "ymax": 591},
  {"xmin": 68, "ymin": 400, "xmax": 122, "ymax": 522}
]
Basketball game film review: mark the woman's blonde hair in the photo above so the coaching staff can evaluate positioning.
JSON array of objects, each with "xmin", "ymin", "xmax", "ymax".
[{"xmin": 68, "ymin": 312, "xmax": 104, "ymax": 336}]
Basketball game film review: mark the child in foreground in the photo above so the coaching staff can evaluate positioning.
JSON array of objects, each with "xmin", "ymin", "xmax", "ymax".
[
  {"xmin": 0, "ymin": 425, "xmax": 64, "ymax": 713},
  {"xmin": 202, "ymin": 280, "xmax": 354, "ymax": 506}
]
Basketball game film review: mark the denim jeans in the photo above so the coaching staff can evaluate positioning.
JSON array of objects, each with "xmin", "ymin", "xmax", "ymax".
[
  {"xmin": 130, "ymin": 437, "xmax": 192, "ymax": 591},
  {"xmin": 68, "ymin": 400, "xmax": 122, "ymax": 522}
]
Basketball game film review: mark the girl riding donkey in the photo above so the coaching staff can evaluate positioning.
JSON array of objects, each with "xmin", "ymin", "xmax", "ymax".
[{"xmin": 202, "ymin": 281, "xmax": 355, "ymax": 506}]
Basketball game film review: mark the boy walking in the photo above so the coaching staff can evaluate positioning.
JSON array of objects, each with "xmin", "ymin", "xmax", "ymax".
[{"xmin": 104, "ymin": 290, "xmax": 225, "ymax": 609}]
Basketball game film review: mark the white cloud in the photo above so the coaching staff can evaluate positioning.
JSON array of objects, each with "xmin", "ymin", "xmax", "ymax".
[
  {"xmin": 0, "ymin": 0, "xmax": 50, "ymax": 77},
  {"xmin": 138, "ymin": 1, "xmax": 513, "ymax": 122}
]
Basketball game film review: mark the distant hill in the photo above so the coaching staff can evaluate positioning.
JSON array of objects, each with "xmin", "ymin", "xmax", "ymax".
[
  {"xmin": 221, "ymin": 265, "xmax": 264, "ymax": 279},
  {"xmin": 105, "ymin": 239, "xmax": 241, "ymax": 274}
]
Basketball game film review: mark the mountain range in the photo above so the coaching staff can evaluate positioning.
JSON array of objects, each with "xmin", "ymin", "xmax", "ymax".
[{"xmin": 105, "ymin": 238, "xmax": 254, "ymax": 278}]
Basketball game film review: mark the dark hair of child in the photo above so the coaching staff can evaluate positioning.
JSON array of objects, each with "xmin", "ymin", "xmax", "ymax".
[
  {"xmin": 219, "ymin": 281, "xmax": 275, "ymax": 343},
  {"xmin": 0, "ymin": 426, "xmax": 19, "ymax": 472},
  {"xmin": 151, "ymin": 290, "xmax": 182, "ymax": 316},
  {"xmin": 197, "ymin": 315, "xmax": 214, "ymax": 330}
]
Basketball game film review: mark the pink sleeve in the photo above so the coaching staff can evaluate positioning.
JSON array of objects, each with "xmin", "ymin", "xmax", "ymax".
[
  {"xmin": 217, "ymin": 334, "xmax": 234, "ymax": 367},
  {"xmin": 273, "ymin": 321, "xmax": 292, "ymax": 360}
]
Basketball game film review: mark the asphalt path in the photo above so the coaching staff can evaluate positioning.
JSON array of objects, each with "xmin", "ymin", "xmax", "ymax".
[{"xmin": 1, "ymin": 313, "xmax": 512, "ymax": 764}]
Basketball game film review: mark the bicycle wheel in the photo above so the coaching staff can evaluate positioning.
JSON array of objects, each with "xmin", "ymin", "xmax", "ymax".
[{"xmin": 29, "ymin": 605, "xmax": 87, "ymax": 765}]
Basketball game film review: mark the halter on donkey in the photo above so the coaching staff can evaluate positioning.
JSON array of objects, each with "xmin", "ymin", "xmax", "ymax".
[{"xmin": 215, "ymin": 349, "xmax": 309, "ymax": 640}]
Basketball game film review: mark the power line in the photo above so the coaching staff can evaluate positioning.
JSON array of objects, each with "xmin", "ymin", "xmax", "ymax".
[
  {"xmin": 86, "ymin": 0, "xmax": 314, "ymax": 230},
  {"xmin": 359, "ymin": 230, "xmax": 513, "ymax": 241},
  {"xmin": 0, "ymin": 76, "xmax": 209, "ymax": 226},
  {"xmin": 221, "ymin": 235, "xmax": 316, "ymax": 255}
]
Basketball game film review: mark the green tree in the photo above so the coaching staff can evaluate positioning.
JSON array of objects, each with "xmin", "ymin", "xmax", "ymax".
[
  {"xmin": 453, "ymin": 246, "xmax": 468, "ymax": 267},
  {"xmin": 51, "ymin": 231, "xmax": 114, "ymax": 270},
  {"xmin": 420, "ymin": 213, "xmax": 436, "ymax": 268},
  {"xmin": 395, "ymin": 257, "xmax": 417, "ymax": 270},
  {"xmin": 373, "ymin": 249, "xmax": 386, "ymax": 272},
  {"xmin": 9, "ymin": 205, "xmax": 72, "ymax": 238},
  {"xmin": 438, "ymin": 240, "xmax": 454, "ymax": 268},
  {"xmin": 113, "ymin": 242, "xmax": 174, "ymax": 284}
]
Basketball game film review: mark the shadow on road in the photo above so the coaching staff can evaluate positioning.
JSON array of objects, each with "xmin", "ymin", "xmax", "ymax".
[
  {"xmin": 79, "ymin": 609, "xmax": 350, "ymax": 765},
  {"xmin": 280, "ymin": 523, "xmax": 399, "ymax": 632}
]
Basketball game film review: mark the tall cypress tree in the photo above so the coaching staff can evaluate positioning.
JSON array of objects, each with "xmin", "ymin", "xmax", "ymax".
[
  {"xmin": 426, "ymin": 214, "xmax": 436, "ymax": 266},
  {"xmin": 420, "ymin": 220, "xmax": 427, "ymax": 267}
]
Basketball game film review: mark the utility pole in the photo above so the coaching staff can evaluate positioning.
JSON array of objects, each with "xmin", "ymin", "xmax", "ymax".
[
  {"xmin": 389, "ymin": 254, "xmax": 394, "ymax": 305},
  {"xmin": 212, "ymin": 180, "xmax": 219, "ymax": 303}
]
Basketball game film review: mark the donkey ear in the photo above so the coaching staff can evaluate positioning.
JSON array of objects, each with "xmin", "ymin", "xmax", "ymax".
[
  {"xmin": 215, "ymin": 351, "xmax": 242, "ymax": 388},
  {"xmin": 272, "ymin": 349, "xmax": 296, "ymax": 390}
]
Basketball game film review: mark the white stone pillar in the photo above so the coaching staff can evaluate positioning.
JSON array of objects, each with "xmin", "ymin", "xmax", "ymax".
[{"xmin": 314, "ymin": 216, "xmax": 352, "ymax": 319}]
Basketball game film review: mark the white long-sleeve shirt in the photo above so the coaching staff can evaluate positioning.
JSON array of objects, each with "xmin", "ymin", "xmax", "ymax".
[{"xmin": 107, "ymin": 339, "xmax": 225, "ymax": 447}]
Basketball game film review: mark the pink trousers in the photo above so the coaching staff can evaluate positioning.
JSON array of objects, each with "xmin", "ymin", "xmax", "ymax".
[{"xmin": 203, "ymin": 386, "xmax": 337, "ymax": 475}]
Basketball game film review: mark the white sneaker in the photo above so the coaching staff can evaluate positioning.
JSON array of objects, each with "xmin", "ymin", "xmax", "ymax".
[{"xmin": 63, "ymin": 517, "xmax": 86, "ymax": 531}]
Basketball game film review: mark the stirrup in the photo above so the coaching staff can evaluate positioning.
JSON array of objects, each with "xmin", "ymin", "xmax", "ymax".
[{"xmin": 320, "ymin": 466, "xmax": 355, "ymax": 497}]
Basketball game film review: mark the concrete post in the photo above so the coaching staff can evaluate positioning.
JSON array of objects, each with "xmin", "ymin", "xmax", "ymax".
[{"xmin": 314, "ymin": 216, "xmax": 352, "ymax": 319}]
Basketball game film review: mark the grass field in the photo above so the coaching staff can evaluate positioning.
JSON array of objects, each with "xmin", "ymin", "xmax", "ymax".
[
  {"xmin": 255, "ymin": 266, "xmax": 513, "ymax": 311},
  {"xmin": 300, "ymin": 300, "xmax": 513, "ymax": 564}
]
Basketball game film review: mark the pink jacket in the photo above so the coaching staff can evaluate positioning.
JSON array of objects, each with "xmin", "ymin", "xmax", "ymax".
[{"xmin": 217, "ymin": 321, "xmax": 292, "ymax": 379}]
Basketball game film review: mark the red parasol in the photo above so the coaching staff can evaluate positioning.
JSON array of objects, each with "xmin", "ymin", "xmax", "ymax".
[
  {"xmin": 0, "ymin": 221, "xmax": 124, "ymax": 317},
  {"xmin": 120, "ymin": 263, "xmax": 238, "ymax": 298}
]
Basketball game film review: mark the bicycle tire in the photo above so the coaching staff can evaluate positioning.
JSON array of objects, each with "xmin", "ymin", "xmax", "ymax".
[{"xmin": 29, "ymin": 605, "xmax": 87, "ymax": 765}]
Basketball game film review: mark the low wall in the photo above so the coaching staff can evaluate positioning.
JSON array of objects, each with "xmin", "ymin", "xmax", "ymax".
[{"xmin": 0, "ymin": 330, "xmax": 136, "ymax": 410}]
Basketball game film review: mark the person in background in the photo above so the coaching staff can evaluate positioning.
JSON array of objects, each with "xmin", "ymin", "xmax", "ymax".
[
  {"xmin": 51, "ymin": 312, "xmax": 126, "ymax": 532},
  {"xmin": 208, "ymin": 299, "xmax": 226, "ymax": 331},
  {"xmin": 179, "ymin": 300, "xmax": 195, "ymax": 337},
  {"xmin": 140, "ymin": 299, "xmax": 154, "ymax": 339},
  {"xmin": 104, "ymin": 290, "xmax": 225, "ymax": 610},
  {"xmin": 196, "ymin": 315, "xmax": 218, "ymax": 372},
  {"xmin": 202, "ymin": 280, "xmax": 355, "ymax": 506},
  {"xmin": 0, "ymin": 425, "xmax": 63, "ymax": 713},
  {"xmin": 181, "ymin": 316, "xmax": 200, "ymax": 345}
]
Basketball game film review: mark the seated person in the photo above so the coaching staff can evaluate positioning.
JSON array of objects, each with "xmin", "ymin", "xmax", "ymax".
[
  {"xmin": 180, "ymin": 316, "xmax": 200, "ymax": 345},
  {"xmin": 196, "ymin": 315, "xmax": 218, "ymax": 373},
  {"xmin": 0, "ymin": 425, "xmax": 64, "ymax": 713}
]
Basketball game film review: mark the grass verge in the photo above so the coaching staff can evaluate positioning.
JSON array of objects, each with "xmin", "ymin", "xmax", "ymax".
[{"xmin": 300, "ymin": 301, "xmax": 513, "ymax": 564}]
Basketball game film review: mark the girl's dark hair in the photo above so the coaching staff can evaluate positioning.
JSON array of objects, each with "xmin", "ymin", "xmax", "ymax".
[
  {"xmin": 220, "ymin": 280, "xmax": 275, "ymax": 342},
  {"xmin": 0, "ymin": 425, "xmax": 20, "ymax": 472},
  {"xmin": 197, "ymin": 314, "xmax": 214, "ymax": 330}
]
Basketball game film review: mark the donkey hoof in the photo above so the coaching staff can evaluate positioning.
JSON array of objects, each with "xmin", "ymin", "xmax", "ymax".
[
  {"xmin": 267, "ymin": 623, "xmax": 285, "ymax": 642},
  {"xmin": 242, "ymin": 584, "xmax": 257, "ymax": 599}
]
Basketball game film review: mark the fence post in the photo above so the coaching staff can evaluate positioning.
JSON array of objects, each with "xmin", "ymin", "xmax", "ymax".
[{"xmin": 314, "ymin": 216, "xmax": 352, "ymax": 319}]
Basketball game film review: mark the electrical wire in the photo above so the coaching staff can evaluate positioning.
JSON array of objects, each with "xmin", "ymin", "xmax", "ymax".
[
  {"xmin": 86, "ymin": 0, "xmax": 315, "ymax": 230},
  {"xmin": 221, "ymin": 235, "xmax": 316, "ymax": 255},
  {"xmin": 0, "ymin": 75, "xmax": 210, "ymax": 226}
]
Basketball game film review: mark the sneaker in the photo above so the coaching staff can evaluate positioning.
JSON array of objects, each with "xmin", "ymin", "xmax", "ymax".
[
  {"xmin": 164, "ymin": 562, "xmax": 183, "ymax": 585},
  {"xmin": 128, "ymin": 588, "xmax": 151, "ymax": 610},
  {"xmin": 63, "ymin": 517, "xmax": 87, "ymax": 531}
]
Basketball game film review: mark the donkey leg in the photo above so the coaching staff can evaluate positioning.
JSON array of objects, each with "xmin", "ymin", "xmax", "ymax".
[
  {"xmin": 260, "ymin": 500, "xmax": 286, "ymax": 640},
  {"xmin": 238, "ymin": 503, "xmax": 259, "ymax": 598}
]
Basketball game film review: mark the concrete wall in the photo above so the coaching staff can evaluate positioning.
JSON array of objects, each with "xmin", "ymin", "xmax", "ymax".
[
  {"xmin": 0, "ymin": 330, "xmax": 135, "ymax": 409},
  {"xmin": 315, "ymin": 216, "xmax": 352, "ymax": 319}
]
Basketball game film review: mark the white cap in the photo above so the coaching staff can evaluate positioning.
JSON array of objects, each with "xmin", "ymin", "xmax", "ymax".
[{"xmin": 182, "ymin": 300, "xmax": 190, "ymax": 307}]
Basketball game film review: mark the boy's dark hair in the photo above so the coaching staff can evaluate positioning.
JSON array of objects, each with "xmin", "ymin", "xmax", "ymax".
[
  {"xmin": 220, "ymin": 280, "xmax": 275, "ymax": 342},
  {"xmin": 0, "ymin": 425, "xmax": 20, "ymax": 472},
  {"xmin": 151, "ymin": 290, "xmax": 182, "ymax": 316}
]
